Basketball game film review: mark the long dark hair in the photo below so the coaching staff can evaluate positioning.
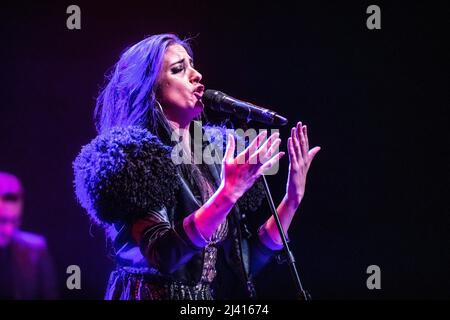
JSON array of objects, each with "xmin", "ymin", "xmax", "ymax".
[
  {"xmin": 96, "ymin": 34, "xmax": 194, "ymax": 140},
  {"xmin": 94, "ymin": 33, "xmax": 215, "ymax": 203}
]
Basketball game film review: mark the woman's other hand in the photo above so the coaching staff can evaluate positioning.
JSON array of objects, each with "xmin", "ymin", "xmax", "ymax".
[{"xmin": 285, "ymin": 121, "xmax": 321, "ymax": 208}]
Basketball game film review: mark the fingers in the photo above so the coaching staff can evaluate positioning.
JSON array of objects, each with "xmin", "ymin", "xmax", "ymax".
[
  {"xmin": 256, "ymin": 152, "xmax": 285, "ymax": 176},
  {"xmin": 287, "ymin": 137, "xmax": 297, "ymax": 165},
  {"xmin": 223, "ymin": 134, "xmax": 235, "ymax": 163},
  {"xmin": 303, "ymin": 125, "xmax": 309, "ymax": 152},
  {"xmin": 291, "ymin": 121, "xmax": 320, "ymax": 168},
  {"xmin": 292, "ymin": 126, "xmax": 303, "ymax": 163},
  {"xmin": 259, "ymin": 137, "xmax": 282, "ymax": 164},
  {"xmin": 251, "ymin": 132, "xmax": 280, "ymax": 164},
  {"xmin": 308, "ymin": 146, "xmax": 321, "ymax": 166},
  {"xmin": 296, "ymin": 122, "xmax": 308, "ymax": 159},
  {"xmin": 225, "ymin": 123, "xmax": 319, "ymax": 173},
  {"xmin": 238, "ymin": 130, "xmax": 267, "ymax": 162}
]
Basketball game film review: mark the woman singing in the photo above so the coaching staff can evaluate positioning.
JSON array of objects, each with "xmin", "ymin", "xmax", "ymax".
[{"xmin": 73, "ymin": 33, "xmax": 320, "ymax": 300}]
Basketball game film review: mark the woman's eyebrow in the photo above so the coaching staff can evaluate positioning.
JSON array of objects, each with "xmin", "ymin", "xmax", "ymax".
[{"xmin": 170, "ymin": 58, "xmax": 185, "ymax": 67}]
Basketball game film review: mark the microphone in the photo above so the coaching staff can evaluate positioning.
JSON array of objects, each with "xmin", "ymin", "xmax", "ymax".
[{"xmin": 202, "ymin": 89, "xmax": 288, "ymax": 126}]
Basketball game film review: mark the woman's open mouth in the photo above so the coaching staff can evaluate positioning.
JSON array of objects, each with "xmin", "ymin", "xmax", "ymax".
[{"xmin": 193, "ymin": 91, "xmax": 203, "ymax": 101}]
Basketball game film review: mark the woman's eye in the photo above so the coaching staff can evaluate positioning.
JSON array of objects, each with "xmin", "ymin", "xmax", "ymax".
[{"xmin": 171, "ymin": 65, "xmax": 184, "ymax": 74}]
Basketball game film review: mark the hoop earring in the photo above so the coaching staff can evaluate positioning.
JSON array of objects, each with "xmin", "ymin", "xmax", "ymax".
[{"xmin": 155, "ymin": 100, "xmax": 163, "ymax": 113}]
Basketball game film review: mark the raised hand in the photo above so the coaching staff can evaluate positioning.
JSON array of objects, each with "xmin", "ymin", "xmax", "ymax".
[
  {"xmin": 285, "ymin": 121, "xmax": 321, "ymax": 207},
  {"xmin": 221, "ymin": 131, "xmax": 285, "ymax": 203}
]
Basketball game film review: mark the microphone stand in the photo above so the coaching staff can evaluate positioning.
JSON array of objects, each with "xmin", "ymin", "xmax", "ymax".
[
  {"xmin": 261, "ymin": 175, "xmax": 310, "ymax": 300},
  {"xmin": 220, "ymin": 114, "xmax": 309, "ymax": 299}
]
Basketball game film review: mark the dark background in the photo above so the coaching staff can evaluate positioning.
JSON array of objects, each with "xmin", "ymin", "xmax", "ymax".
[{"xmin": 0, "ymin": 1, "xmax": 448, "ymax": 299}]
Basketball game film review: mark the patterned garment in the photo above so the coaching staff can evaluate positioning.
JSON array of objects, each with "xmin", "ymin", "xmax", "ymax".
[
  {"xmin": 200, "ymin": 219, "xmax": 228, "ymax": 284},
  {"xmin": 106, "ymin": 164, "xmax": 229, "ymax": 300},
  {"xmin": 190, "ymin": 164, "xmax": 229, "ymax": 285},
  {"xmin": 105, "ymin": 267, "xmax": 214, "ymax": 300}
]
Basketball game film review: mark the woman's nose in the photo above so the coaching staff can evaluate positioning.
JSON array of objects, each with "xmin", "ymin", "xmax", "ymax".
[{"xmin": 190, "ymin": 67, "xmax": 202, "ymax": 84}]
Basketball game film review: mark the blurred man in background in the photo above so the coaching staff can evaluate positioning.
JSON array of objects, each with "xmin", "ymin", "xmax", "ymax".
[{"xmin": 0, "ymin": 171, "xmax": 58, "ymax": 299}]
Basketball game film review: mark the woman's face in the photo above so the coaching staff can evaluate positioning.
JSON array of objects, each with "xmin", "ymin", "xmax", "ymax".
[{"xmin": 156, "ymin": 44, "xmax": 204, "ymax": 125}]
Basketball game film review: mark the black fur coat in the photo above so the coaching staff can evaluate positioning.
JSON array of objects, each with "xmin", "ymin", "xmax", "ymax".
[{"xmin": 73, "ymin": 125, "xmax": 275, "ymax": 300}]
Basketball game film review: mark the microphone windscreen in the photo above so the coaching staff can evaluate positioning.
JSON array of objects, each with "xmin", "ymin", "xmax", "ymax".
[{"xmin": 203, "ymin": 89, "xmax": 224, "ymax": 106}]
